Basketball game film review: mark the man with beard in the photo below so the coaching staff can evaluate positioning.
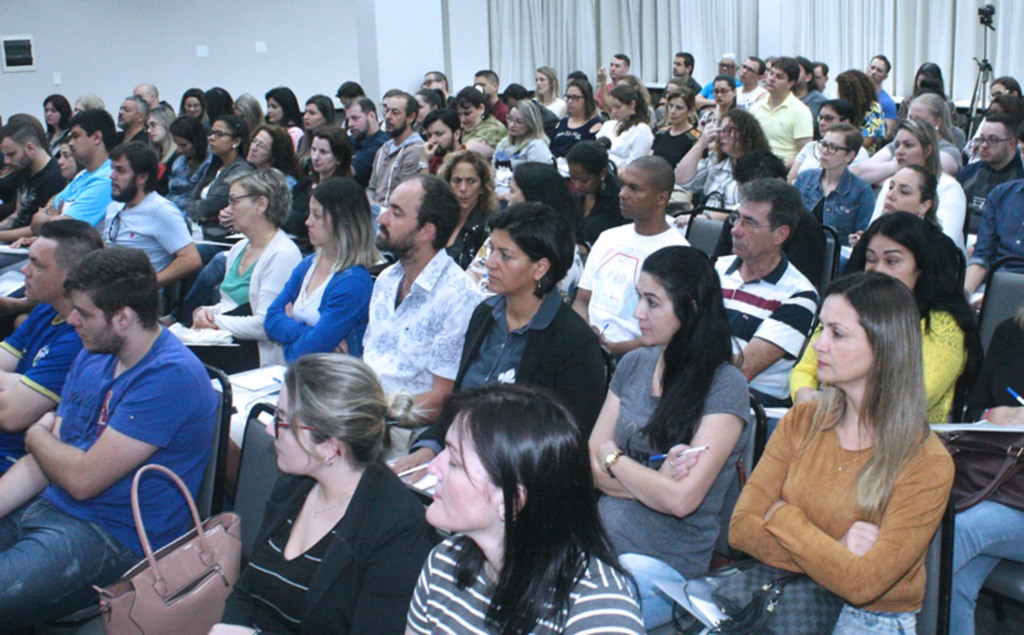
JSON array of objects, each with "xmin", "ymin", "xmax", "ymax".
[
  {"xmin": 417, "ymin": 109, "xmax": 462, "ymax": 175},
  {"xmin": 0, "ymin": 117, "xmax": 66, "ymax": 244},
  {"xmin": 0, "ymin": 246, "xmax": 217, "ymax": 628},
  {"xmin": 366, "ymin": 92, "xmax": 424, "ymax": 206},
  {"xmin": 104, "ymin": 142, "xmax": 200, "ymax": 287},
  {"xmin": 346, "ymin": 98, "xmax": 389, "ymax": 188},
  {"xmin": 362, "ymin": 175, "xmax": 481, "ymax": 454},
  {"xmin": 115, "ymin": 96, "xmax": 150, "ymax": 146}
]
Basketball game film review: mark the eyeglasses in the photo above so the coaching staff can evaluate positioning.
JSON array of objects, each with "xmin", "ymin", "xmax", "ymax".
[
  {"xmin": 977, "ymin": 136, "xmax": 1013, "ymax": 147},
  {"xmin": 507, "ymin": 116, "xmax": 527, "ymax": 126},
  {"xmin": 564, "ymin": 94, "xmax": 584, "ymax": 101},
  {"xmin": 741, "ymin": 64, "xmax": 760, "ymax": 75},
  {"xmin": 273, "ymin": 408, "xmax": 317, "ymax": 439},
  {"xmin": 713, "ymin": 88, "xmax": 734, "ymax": 95},
  {"xmin": 228, "ymin": 194, "xmax": 258, "ymax": 207},
  {"xmin": 107, "ymin": 211, "xmax": 122, "ymax": 243},
  {"xmin": 818, "ymin": 140, "xmax": 850, "ymax": 154},
  {"xmin": 249, "ymin": 139, "xmax": 270, "ymax": 152},
  {"xmin": 719, "ymin": 63, "xmax": 737, "ymax": 70},
  {"xmin": 208, "ymin": 130, "xmax": 235, "ymax": 139},
  {"xmin": 718, "ymin": 125, "xmax": 739, "ymax": 137},
  {"xmin": 728, "ymin": 211, "xmax": 771, "ymax": 231},
  {"xmin": 818, "ymin": 114, "xmax": 839, "ymax": 123}
]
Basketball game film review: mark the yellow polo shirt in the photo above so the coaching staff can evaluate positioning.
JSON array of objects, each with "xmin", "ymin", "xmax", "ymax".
[{"xmin": 750, "ymin": 92, "xmax": 814, "ymax": 162}]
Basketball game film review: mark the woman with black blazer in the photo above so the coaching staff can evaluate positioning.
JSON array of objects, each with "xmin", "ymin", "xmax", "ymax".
[
  {"xmin": 212, "ymin": 355, "xmax": 435, "ymax": 635},
  {"xmin": 391, "ymin": 202, "xmax": 606, "ymax": 477}
]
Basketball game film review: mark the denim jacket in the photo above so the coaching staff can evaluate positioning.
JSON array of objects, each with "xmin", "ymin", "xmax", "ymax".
[{"xmin": 795, "ymin": 168, "xmax": 875, "ymax": 238}]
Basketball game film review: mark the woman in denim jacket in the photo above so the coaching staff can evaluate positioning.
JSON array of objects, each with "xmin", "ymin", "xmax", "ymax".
[{"xmin": 794, "ymin": 123, "xmax": 875, "ymax": 240}]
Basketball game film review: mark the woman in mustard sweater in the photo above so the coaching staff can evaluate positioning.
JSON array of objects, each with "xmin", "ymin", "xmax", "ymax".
[
  {"xmin": 732, "ymin": 272, "xmax": 954, "ymax": 634},
  {"xmin": 791, "ymin": 212, "xmax": 979, "ymax": 423}
]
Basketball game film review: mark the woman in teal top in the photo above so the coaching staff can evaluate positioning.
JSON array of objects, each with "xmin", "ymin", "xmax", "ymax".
[{"xmin": 191, "ymin": 168, "xmax": 302, "ymax": 372}]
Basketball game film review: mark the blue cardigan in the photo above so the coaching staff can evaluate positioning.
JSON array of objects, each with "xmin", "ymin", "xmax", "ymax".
[{"xmin": 264, "ymin": 255, "xmax": 373, "ymax": 362}]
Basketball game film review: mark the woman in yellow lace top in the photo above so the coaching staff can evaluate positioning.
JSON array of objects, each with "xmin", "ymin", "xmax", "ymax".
[{"xmin": 791, "ymin": 212, "xmax": 980, "ymax": 423}]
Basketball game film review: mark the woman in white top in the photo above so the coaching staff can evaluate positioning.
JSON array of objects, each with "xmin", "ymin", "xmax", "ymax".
[
  {"xmin": 535, "ymin": 66, "xmax": 567, "ymax": 118},
  {"xmin": 597, "ymin": 83, "xmax": 654, "ymax": 173},
  {"xmin": 868, "ymin": 119, "xmax": 966, "ymax": 252},
  {"xmin": 191, "ymin": 169, "xmax": 302, "ymax": 370}
]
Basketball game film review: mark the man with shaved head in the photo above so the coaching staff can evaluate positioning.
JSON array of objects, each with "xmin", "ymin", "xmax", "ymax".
[
  {"xmin": 573, "ymin": 156, "xmax": 689, "ymax": 356},
  {"xmin": 132, "ymin": 84, "xmax": 160, "ymax": 111}
]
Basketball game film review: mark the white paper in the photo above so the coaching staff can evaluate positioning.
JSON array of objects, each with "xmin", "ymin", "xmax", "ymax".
[
  {"xmin": 412, "ymin": 473, "xmax": 437, "ymax": 495},
  {"xmin": 231, "ymin": 365, "xmax": 286, "ymax": 393},
  {"xmin": 653, "ymin": 578, "xmax": 726, "ymax": 628},
  {"xmin": 932, "ymin": 422, "xmax": 1024, "ymax": 433},
  {"xmin": 0, "ymin": 271, "xmax": 25, "ymax": 297}
]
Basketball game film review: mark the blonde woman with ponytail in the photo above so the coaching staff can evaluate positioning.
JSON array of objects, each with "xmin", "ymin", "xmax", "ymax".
[
  {"xmin": 731, "ymin": 272, "xmax": 954, "ymax": 635},
  {"xmin": 211, "ymin": 354, "xmax": 434, "ymax": 635}
]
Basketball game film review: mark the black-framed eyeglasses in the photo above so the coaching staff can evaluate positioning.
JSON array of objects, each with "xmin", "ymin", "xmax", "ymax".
[
  {"xmin": 208, "ymin": 130, "xmax": 235, "ymax": 139},
  {"xmin": 978, "ymin": 136, "xmax": 1013, "ymax": 146},
  {"xmin": 564, "ymin": 94, "xmax": 584, "ymax": 101},
  {"xmin": 273, "ymin": 408, "xmax": 317, "ymax": 439},
  {"xmin": 228, "ymin": 194, "xmax": 258, "ymax": 207},
  {"xmin": 728, "ymin": 211, "xmax": 770, "ymax": 231},
  {"xmin": 106, "ymin": 211, "xmax": 122, "ymax": 243},
  {"xmin": 713, "ymin": 88, "xmax": 734, "ymax": 95},
  {"xmin": 741, "ymin": 64, "xmax": 760, "ymax": 75},
  {"xmin": 818, "ymin": 140, "xmax": 850, "ymax": 154},
  {"xmin": 818, "ymin": 114, "xmax": 839, "ymax": 123}
]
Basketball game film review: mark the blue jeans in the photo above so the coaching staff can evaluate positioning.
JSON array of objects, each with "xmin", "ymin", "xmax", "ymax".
[
  {"xmin": 176, "ymin": 251, "xmax": 228, "ymax": 326},
  {"xmin": 0, "ymin": 497, "xmax": 138, "ymax": 628},
  {"xmin": 619, "ymin": 552, "xmax": 685, "ymax": 630},
  {"xmin": 831, "ymin": 605, "xmax": 916, "ymax": 634},
  {"xmin": 950, "ymin": 501, "xmax": 1024, "ymax": 635}
]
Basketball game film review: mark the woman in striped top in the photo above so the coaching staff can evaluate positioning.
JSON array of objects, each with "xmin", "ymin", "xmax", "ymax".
[
  {"xmin": 406, "ymin": 385, "xmax": 644, "ymax": 635},
  {"xmin": 212, "ymin": 354, "xmax": 436, "ymax": 635}
]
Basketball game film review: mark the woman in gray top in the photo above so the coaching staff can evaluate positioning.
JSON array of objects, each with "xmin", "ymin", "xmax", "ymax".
[{"xmin": 589, "ymin": 246, "xmax": 750, "ymax": 631}]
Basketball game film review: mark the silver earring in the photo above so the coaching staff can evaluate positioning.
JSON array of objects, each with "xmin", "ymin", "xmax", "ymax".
[{"xmin": 325, "ymin": 457, "xmax": 334, "ymax": 467}]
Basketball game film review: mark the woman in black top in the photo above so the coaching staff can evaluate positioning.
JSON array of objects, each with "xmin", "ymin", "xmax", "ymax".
[
  {"xmin": 550, "ymin": 78, "xmax": 605, "ymax": 158},
  {"xmin": 567, "ymin": 140, "xmax": 626, "ymax": 252},
  {"xmin": 437, "ymin": 149, "xmax": 496, "ymax": 269},
  {"xmin": 391, "ymin": 203, "xmax": 606, "ymax": 477},
  {"xmin": 186, "ymin": 114, "xmax": 252, "ymax": 234},
  {"xmin": 286, "ymin": 126, "xmax": 353, "ymax": 253},
  {"xmin": 651, "ymin": 88, "xmax": 700, "ymax": 169},
  {"xmin": 213, "ymin": 354, "xmax": 435, "ymax": 635}
]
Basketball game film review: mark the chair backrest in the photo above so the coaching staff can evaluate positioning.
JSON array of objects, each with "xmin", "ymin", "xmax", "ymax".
[
  {"xmin": 715, "ymin": 394, "xmax": 769, "ymax": 560},
  {"xmin": 686, "ymin": 216, "xmax": 725, "ymax": 256},
  {"xmin": 917, "ymin": 491, "xmax": 955, "ymax": 635},
  {"xmin": 819, "ymin": 225, "xmax": 840, "ymax": 293},
  {"xmin": 978, "ymin": 257, "xmax": 1024, "ymax": 356},
  {"xmin": 197, "ymin": 365, "xmax": 232, "ymax": 519},
  {"xmin": 234, "ymin": 402, "xmax": 282, "ymax": 561}
]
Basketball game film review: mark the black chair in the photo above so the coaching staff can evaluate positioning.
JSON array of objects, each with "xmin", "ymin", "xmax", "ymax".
[
  {"xmin": 234, "ymin": 402, "xmax": 282, "ymax": 562},
  {"xmin": 977, "ymin": 257, "xmax": 1024, "ymax": 356},
  {"xmin": 819, "ymin": 225, "xmax": 840, "ymax": 293},
  {"xmin": 714, "ymin": 394, "xmax": 769, "ymax": 562},
  {"xmin": 686, "ymin": 216, "xmax": 725, "ymax": 257},
  {"xmin": 198, "ymin": 365, "xmax": 232, "ymax": 518},
  {"xmin": 917, "ymin": 491, "xmax": 956, "ymax": 635}
]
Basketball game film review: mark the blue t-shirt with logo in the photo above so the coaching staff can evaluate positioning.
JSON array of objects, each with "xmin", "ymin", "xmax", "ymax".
[
  {"xmin": 42, "ymin": 328, "xmax": 218, "ymax": 557},
  {"xmin": 0, "ymin": 304, "xmax": 81, "ymax": 470}
]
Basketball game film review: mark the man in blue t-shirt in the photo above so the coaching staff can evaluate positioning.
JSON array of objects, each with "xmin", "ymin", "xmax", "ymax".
[
  {"xmin": 0, "ymin": 219, "xmax": 103, "ymax": 472},
  {"xmin": 866, "ymin": 55, "xmax": 898, "ymax": 138},
  {"xmin": 0, "ymin": 247, "xmax": 218, "ymax": 628},
  {"xmin": 30, "ymin": 108, "xmax": 116, "ymax": 232}
]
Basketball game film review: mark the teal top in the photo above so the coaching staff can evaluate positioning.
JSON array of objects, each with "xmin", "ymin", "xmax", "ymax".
[{"xmin": 221, "ymin": 251, "xmax": 256, "ymax": 307}]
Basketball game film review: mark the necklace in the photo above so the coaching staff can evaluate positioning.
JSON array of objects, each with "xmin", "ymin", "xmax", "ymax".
[
  {"xmin": 834, "ymin": 435, "xmax": 870, "ymax": 472},
  {"xmin": 308, "ymin": 484, "xmax": 355, "ymax": 517}
]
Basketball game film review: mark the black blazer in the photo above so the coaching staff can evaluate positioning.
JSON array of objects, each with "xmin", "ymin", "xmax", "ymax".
[
  {"xmin": 417, "ymin": 299, "xmax": 607, "ymax": 447},
  {"xmin": 221, "ymin": 463, "xmax": 437, "ymax": 635}
]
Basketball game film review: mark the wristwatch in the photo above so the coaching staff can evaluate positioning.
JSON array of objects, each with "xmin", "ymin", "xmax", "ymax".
[{"xmin": 604, "ymin": 450, "xmax": 624, "ymax": 476}]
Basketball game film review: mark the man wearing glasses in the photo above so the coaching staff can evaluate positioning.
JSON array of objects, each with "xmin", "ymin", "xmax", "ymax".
[
  {"xmin": 958, "ymin": 114, "xmax": 1024, "ymax": 234},
  {"xmin": 696, "ymin": 54, "xmax": 742, "ymax": 110},
  {"xmin": 736, "ymin": 56, "xmax": 767, "ymax": 109},
  {"xmin": 105, "ymin": 142, "xmax": 200, "ymax": 288},
  {"xmin": 716, "ymin": 179, "xmax": 818, "ymax": 407}
]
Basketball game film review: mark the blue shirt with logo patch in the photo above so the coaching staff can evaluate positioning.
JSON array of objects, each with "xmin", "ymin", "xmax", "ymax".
[{"xmin": 0, "ymin": 303, "xmax": 81, "ymax": 470}]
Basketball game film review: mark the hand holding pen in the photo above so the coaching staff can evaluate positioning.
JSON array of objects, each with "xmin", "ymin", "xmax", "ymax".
[{"xmin": 654, "ymin": 445, "xmax": 709, "ymax": 481}]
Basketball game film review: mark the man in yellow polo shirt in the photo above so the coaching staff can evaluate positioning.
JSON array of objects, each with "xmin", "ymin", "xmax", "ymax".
[{"xmin": 750, "ymin": 57, "xmax": 813, "ymax": 168}]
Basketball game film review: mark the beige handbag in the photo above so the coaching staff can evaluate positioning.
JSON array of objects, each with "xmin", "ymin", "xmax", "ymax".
[{"xmin": 95, "ymin": 464, "xmax": 242, "ymax": 635}]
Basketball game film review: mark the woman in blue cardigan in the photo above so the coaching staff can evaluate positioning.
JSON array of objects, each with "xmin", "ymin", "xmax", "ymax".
[{"xmin": 265, "ymin": 177, "xmax": 377, "ymax": 361}]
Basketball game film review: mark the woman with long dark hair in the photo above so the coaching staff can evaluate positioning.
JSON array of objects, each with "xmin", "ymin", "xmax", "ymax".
[
  {"xmin": 179, "ymin": 88, "xmax": 207, "ymax": 123},
  {"xmin": 596, "ymin": 83, "xmax": 654, "ymax": 171},
  {"xmin": 167, "ymin": 115, "xmax": 211, "ymax": 212},
  {"xmin": 733, "ymin": 272, "xmax": 955, "ymax": 634},
  {"xmin": 566, "ymin": 140, "xmax": 626, "ymax": 250},
  {"xmin": 265, "ymin": 86, "xmax": 305, "ymax": 149},
  {"xmin": 297, "ymin": 95, "xmax": 337, "ymax": 169},
  {"xmin": 186, "ymin": 114, "xmax": 251, "ymax": 232},
  {"xmin": 408, "ymin": 384, "xmax": 643, "ymax": 635},
  {"xmin": 42, "ymin": 94, "xmax": 72, "ymax": 155},
  {"xmin": 286, "ymin": 126, "xmax": 353, "ymax": 252},
  {"xmin": 792, "ymin": 211, "xmax": 979, "ymax": 423},
  {"xmin": 589, "ymin": 246, "xmax": 750, "ymax": 630},
  {"xmin": 549, "ymin": 78, "xmax": 603, "ymax": 158}
]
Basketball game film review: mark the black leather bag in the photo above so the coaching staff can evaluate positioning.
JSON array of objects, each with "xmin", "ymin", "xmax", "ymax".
[{"xmin": 709, "ymin": 561, "xmax": 843, "ymax": 635}]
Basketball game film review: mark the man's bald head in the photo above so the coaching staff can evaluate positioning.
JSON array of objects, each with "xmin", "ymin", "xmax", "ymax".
[
  {"xmin": 133, "ymin": 84, "xmax": 159, "ymax": 109},
  {"xmin": 628, "ymin": 156, "xmax": 675, "ymax": 194}
]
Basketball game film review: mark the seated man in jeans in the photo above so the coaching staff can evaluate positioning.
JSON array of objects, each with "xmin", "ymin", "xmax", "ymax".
[{"xmin": 0, "ymin": 246, "xmax": 218, "ymax": 628}]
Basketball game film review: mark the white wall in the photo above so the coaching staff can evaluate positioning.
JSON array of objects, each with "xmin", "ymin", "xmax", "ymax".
[{"xmin": 0, "ymin": 0, "xmax": 361, "ymax": 120}]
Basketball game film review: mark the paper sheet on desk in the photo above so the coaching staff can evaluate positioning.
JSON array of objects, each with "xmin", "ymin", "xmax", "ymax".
[
  {"xmin": 654, "ymin": 578, "xmax": 725, "ymax": 630},
  {"xmin": 231, "ymin": 366, "xmax": 286, "ymax": 392},
  {"xmin": 932, "ymin": 422, "xmax": 1024, "ymax": 433},
  {"xmin": 0, "ymin": 271, "xmax": 24, "ymax": 297},
  {"xmin": 411, "ymin": 473, "xmax": 437, "ymax": 496}
]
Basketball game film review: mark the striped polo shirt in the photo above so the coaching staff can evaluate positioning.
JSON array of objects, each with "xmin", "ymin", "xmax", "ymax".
[
  {"xmin": 407, "ymin": 538, "xmax": 644, "ymax": 635},
  {"xmin": 716, "ymin": 254, "xmax": 818, "ymax": 402}
]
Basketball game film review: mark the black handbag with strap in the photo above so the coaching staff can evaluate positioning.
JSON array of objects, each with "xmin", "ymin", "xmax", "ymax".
[{"xmin": 941, "ymin": 430, "xmax": 1024, "ymax": 513}]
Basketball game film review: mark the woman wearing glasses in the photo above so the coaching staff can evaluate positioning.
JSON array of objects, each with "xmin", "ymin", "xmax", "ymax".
[
  {"xmin": 211, "ymin": 354, "xmax": 435, "ymax": 635},
  {"xmin": 794, "ymin": 123, "xmax": 875, "ymax": 239},
  {"xmin": 697, "ymin": 75, "xmax": 739, "ymax": 133},
  {"xmin": 550, "ymin": 78, "xmax": 604, "ymax": 159},
  {"xmin": 789, "ymin": 99, "xmax": 871, "ymax": 180},
  {"xmin": 186, "ymin": 114, "xmax": 252, "ymax": 234}
]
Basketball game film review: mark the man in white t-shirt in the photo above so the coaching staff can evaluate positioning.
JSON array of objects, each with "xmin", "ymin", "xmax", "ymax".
[
  {"xmin": 736, "ymin": 56, "xmax": 767, "ymax": 109},
  {"xmin": 573, "ymin": 156, "xmax": 688, "ymax": 357}
]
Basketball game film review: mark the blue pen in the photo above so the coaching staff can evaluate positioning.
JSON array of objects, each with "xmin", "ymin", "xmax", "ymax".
[
  {"xmin": 650, "ymin": 446, "xmax": 709, "ymax": 463},
  {"xmin": 1008, "ymin": 387, "xmax": 1024, "ymax": 407}
]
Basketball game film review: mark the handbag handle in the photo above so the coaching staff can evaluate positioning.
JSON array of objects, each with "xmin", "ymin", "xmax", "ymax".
[{"xmin": 131, "ymin": 464, "xmax": 214, "ymax": 598}]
